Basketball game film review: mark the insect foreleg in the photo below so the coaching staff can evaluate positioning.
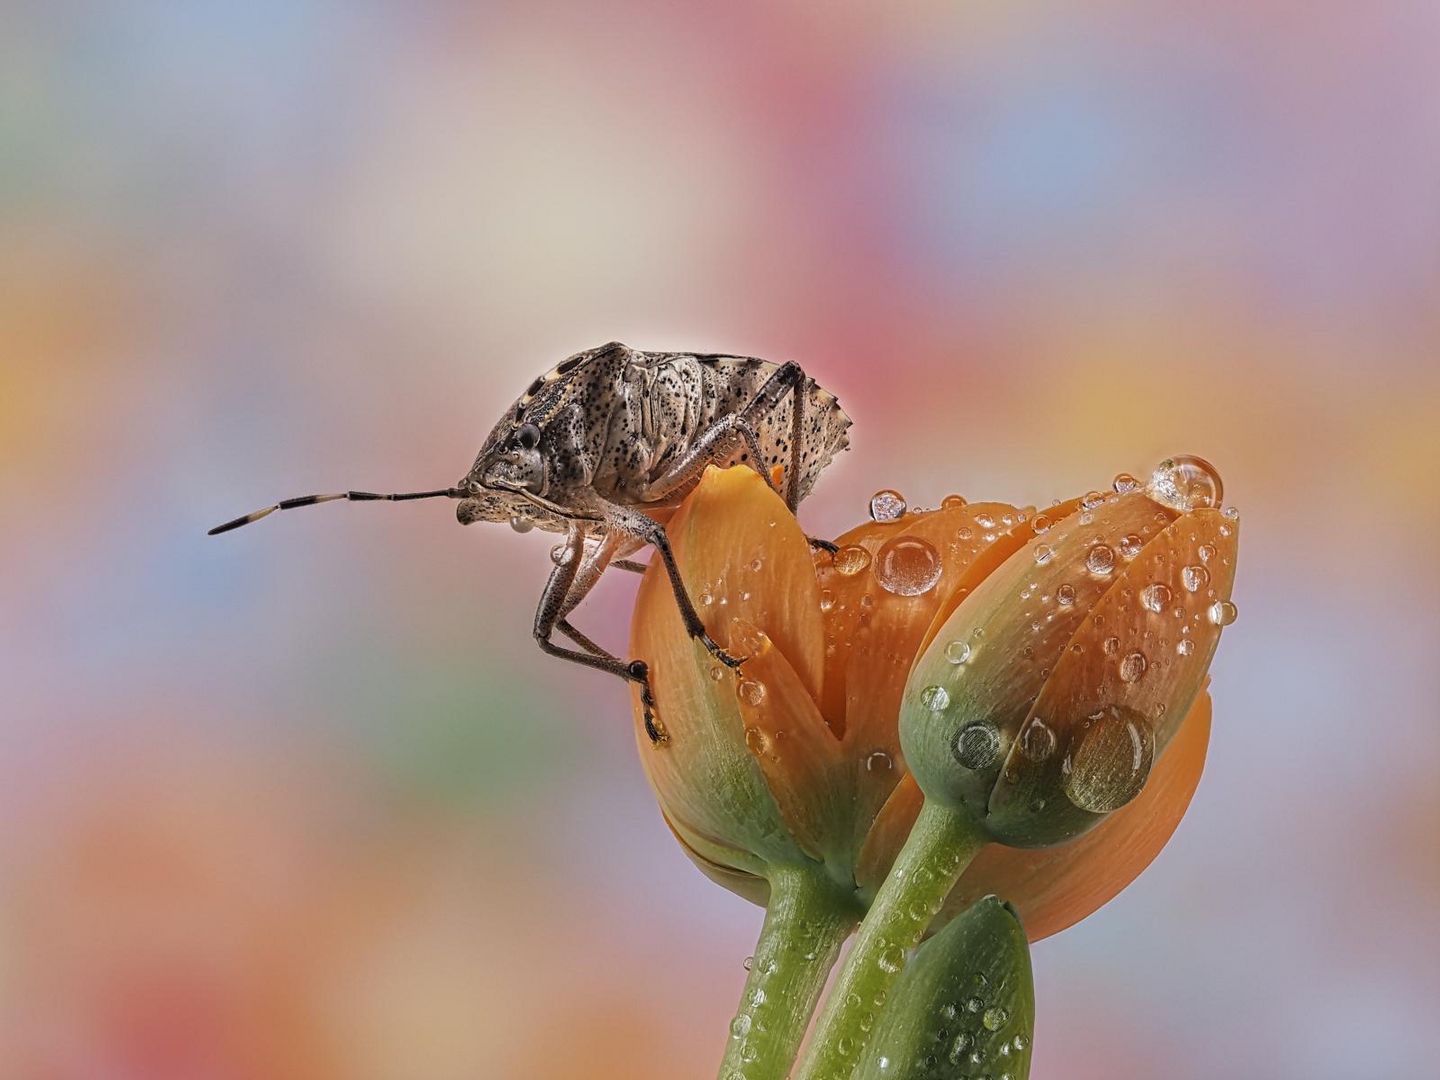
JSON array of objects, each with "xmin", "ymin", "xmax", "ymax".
[
  {"xmin": 533, "ymin": 525, "xmax": 667, "ymax": 743},
  {"xmin": 600, "ymin": 501, "xmax": 744, "ymax": 670}
]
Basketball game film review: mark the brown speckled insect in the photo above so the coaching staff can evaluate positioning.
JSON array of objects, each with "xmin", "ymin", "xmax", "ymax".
[{"xmin": 210, "ymin": 341, "xmax": 852, "ymax": 743}]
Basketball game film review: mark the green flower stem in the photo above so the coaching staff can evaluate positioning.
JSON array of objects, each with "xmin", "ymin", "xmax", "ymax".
[
  {"xmin": 794, "ymin": 801, "xmax": 984, "ymax": 1080},
  {"xmin": 719, "ymin": 864, "xmax": 859, "ymax": 1080}
]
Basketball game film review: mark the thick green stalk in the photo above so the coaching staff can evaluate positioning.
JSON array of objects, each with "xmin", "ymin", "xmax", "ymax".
[
  {"xmin": 793, "ymin": 801, "xmax": 983, "ymax": 1080},
  {"xmin": 718, "ymin": 864, "xmax": 859, "ymax": 1080}
]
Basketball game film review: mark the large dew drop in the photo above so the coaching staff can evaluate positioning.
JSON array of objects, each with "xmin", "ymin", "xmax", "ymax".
[
  {"xmin": 1063, "ymin": 705, "xmax": 1155, "ymax": 813},
  {"xmin": 952, "ymin": 722, "xmax": 1001, "ymax": 770},
  {"xmin": 869, "ymin": 489, "xmax": 907, "ymax": 522},
  {"xmin": 1146, "ymin": 455, "xmax": 1223, "ymax": 512},
  {"xmin": 875, "ymin": 536, "xmax": 943, "ymax": 596},
  {"xmin": 1208, "ymin": 599, "xmax": 1239, "ymax": 626},
  {"xmin": 832, "ymin": 544, "xmax": 872, "ymax": 577}
]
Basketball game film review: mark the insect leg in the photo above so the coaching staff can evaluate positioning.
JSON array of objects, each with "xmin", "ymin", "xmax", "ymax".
[
  {"xmin": 600, "ymin": 501, "xmax": 744, "ymax": 670},
  {"xmin": 533, "ymin": 526, "xmax": 667, "ymax": 743},
  {"xmin": 632, "ymin": 414, "xmax": 773, "ymax": 504}
]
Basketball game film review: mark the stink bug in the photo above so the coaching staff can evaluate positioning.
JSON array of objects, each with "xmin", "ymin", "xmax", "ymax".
[{"xmin": 209, "ymin": 341, "xmax": 852, "ymax": 743}]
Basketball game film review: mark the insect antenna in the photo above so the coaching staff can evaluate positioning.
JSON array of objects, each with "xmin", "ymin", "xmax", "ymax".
[{"xmin": 208, "ymin": 487, "xmax": 466, "ymax": 536}]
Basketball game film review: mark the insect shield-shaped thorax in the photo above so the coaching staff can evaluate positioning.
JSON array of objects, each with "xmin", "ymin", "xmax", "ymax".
[{"xmin": 458, "ymin": 342, "xmax": 850, "ymax": 525}]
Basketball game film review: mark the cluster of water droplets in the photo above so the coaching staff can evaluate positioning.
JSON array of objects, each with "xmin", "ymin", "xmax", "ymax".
[{"xmin": 920, "ymin": 972, "xmax": 1030, "ymax": 1079}]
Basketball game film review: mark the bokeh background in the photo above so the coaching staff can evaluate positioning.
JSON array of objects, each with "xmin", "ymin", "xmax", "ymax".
[{"xmin": 4, "ymin": 2, "xmax": 1438, "ymax": 1078}]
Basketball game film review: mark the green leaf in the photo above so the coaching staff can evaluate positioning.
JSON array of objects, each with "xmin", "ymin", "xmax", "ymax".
[{"xmin": 854, "ymin": 896, "xmax": 1034, "ymax": 1080}]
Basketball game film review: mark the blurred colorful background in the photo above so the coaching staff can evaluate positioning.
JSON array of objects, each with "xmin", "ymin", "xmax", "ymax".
[{"xmin": 4, "ymin": 3, "xmax": 1438, "ymax": 1077}]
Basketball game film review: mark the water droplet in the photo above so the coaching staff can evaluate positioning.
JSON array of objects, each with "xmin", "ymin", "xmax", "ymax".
[
  {"xmin": 878, "ymin": 944, "xmax": 906, "ymax": 973},
  {"xmin": 737, "ymin": 680, "xmax": 767, "ymax": 707},
  {"xmin": 1013, "ymin": 1034, "xmax": 1028, "ymax": 1051},
  {"xmin": 1140, "ymin": 582, "xmax": 1171, "ymax": 613},
  {"xmin": 948, "ymin": 1032, "xmax": 973, "ymax": 1065},
  {"xmin": 870, "ymin": 489, "xmax": 907, "ymax": 522},
  {"xmin": 1198, "ymin": 543, "xmax": 1216, "ymax": 562},
  {"xmin": 1176, "ymin": 639, "xmax": 1196, "ymax": 656},
  {"xmin": 965, "ymin": 997, "xmax": 983, "ymax": 1013},
  {"xmin": 1020, "ymin": 719, "xmax": 1057, "ymax": 761},
  {"xmin": 1182, "ymin": 565, "xmax": 1210, "ymax": 592},
  {"xmin": 1147, "ymin": 455, "xmax": 1223, "ymax": 512},
  {"xmin": 1056, "ymin": 583, "xmax": 1076, "ymax": 606},
  {"xmin": 1064, "ymin": 705, "xmax": 1155, "ymax": 812},
  {"xmin": 1103, "ymin": 635, "xmax": 1120, "ymax": 655},
  {"xmin": 699, "ymin": 587, "xmax": 714, "ymax": 606},
  {"xmin": 743, "ymin": 726, "xmax": 770, "ymax": 755},
  {"xmin": 833, "ymin": 544, "xmax": 872, "ymax": 577},
  {"xmin": 1223, "ymin": 505, "xmax": 1239, "ymax": 519},
  {"xmin": 942, "ymin": 494, "xmax": 968, "ymax": 510},
  {"xmin": 1034, "ymin": 544, "xmax": 1054, "ymax": 565},
  {"xmin": 509, "ymin": 515, "xmax": 534, "ymax": 533},
  {"xmin": 1086, "ymin": 544, "xmax": 1116, "ymax": 575},
  {"xmin": 875, "ymin": 536, "xmax": 943, "ymax": 596},
  {"xmin": 983, "ymin": 1006, "xmax": 1009, "ymax": 1031},
  {"xmin": 952, "ymin": 722, "xmax": 1001, "ymax": 770},
  {"xmin": 742, "ymin": 955, "xmax": 754, "ymax": 971},
  {"xmin": 730, "ymin": 1015, "xmax": 752, "ymax": 1039},
  {"xmin": 945, "ymin": 640, "xmax": 972, "ymax": 665},
  {"xmin": 1208, "ymin": 599, "xmax": 1238, "ymax": 626},
  {"xmin": 1113, "ymin": 472, "xmax": 1141, "ymax": 493},
  {"xmin": 921, "ymin": 685, "xmax": 951, "ymax": 711},
  {"xmin": 1032, "ymin": 513, "xmax": 1052, "ymax": 534},
  {"xmin": 1081, "ymin": 490, "xmax": 1105, "ymax": 509},
  {"xmin": 710, "ymin": 665, "xmax": 725, "ymax": 681},
  {"xmin": 818, "ymin": 589, "xmax": 836, "ymax": 612},
  {"xmin": 866, "ymin": 749, "xmax": 894, "ymax": 773},
  {"xmin": 1118, "ymin": 651, "xmax": 1148, "ymax": 682},
  {"xmin": 740, "ymin": 1044, "xmax": 758, "ymax": 1064},
  {"xmin": 549, "ymin": 543, "xmax": 571, "ymax": 565},
  {"xmin": 1118, "ymin": 533, "xmax": 1144, "ymax": 559}
]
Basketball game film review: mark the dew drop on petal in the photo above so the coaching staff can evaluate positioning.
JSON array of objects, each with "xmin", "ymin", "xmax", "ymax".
[
  {"xmin": 1034, "ymin": 543, "xmax": 1054, "ymax": 565},
  {"xmin": 1208, "ymin": 600, "xmax": 1238, "ymax": 626},
  {"xmin": 870, "ymin": 489, "xmax": 907, "ymax": 522},
  {"xmin": 1020, "ymin": 719, "xmax": 1056, "ymax": 761},
  {"xmin": 818, "ymin": 589, "xmax": 836, "ymax": 612},
  {"xmin": 1055, "ymin": 583, "xmax": 1076, "ymax": 606},
  {"xmin": 1147, "ymin": 455, "xmax": 1223, "ymax": 512},
  {"xmin": 1081, "ymin": 490, "xmax": 1106, "ymax": 509},
  {"xmin": 1118, "ymin": 533, "xmax": 1144, "ymax": 559},
  {"xmin": 1140, "ymin": 583, "xmax": 1171, "ymax": 613},
  {"xmin": 876, "ymin": 536, "xmax": 943, "ymax": 596},
  {"xmin": 1198, "ymin": 543, "xmax": 1216, "ymax": 563},
  {"xmin": 866, "ymin": 749, "xmax": 894, "ymax": 773},
  {"xmin": 1176, "ymin": 639, "xmax": 1196, "ymax": 656},
  {"xmin": 1112, "ymin": 472, "xmax": 1141, "ymax": 494},
  {"xmin": 833, "ymin": 544, "xmax": 872, "ymax": 577},
  {"xmin": 921, "ymin": 685, "xmax": 951, "ymax": 711},
  {"xmin": 1118, "ymin": 652, "xmax": 1148, "ymax": 682},
  {"xmin": 1086, "ymin": 544, "xmax": 1116, "ymax": 575},
  {"xmin": 944, "ymin": 640, "xmax": 972, "ymax": 665},
  {"xmin": 1182, "ymin": 565, "xmax": 1210, "ymax": 592},
  {"xmin": 737, "ymin": 680, "xmax": 767, "ymax": 707},
  {"xmin": 952, "ymin": 722, "xmax": 1001, "ymax": 770},
  {"xmin": 1103, "ymin": 635, "xmax": 1120, "ymax": 655},
  {"xmin": 942, "ymin": 494, "xmax": 968, "ymax": 510},
  {"xmin": 1064, "ymin": 706, "xmax": 1155, "ymax": 812},
  {"xmin": 1032, "ymin": 513, "xmax": 1052, "ymax": 535}
]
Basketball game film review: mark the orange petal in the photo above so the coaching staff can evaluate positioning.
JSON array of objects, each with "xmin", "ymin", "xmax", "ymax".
[
  {"xmin": 817, "ymin": 502, "xmax": 1030, "ymax": 861},
  {"xmin": 947, "ymin": 690, "xmax": 1212, "ymax": 941},
  {"xmin": 729, "ymin": 619, "xmax": 848, "ymax": 864},
  {"xmin": 854, "ymin": 772, "xmax": 923, "ymax": 902},
  {"xmin": 629, "ymin": 466, "xmax": 830, "ymax": 868}
]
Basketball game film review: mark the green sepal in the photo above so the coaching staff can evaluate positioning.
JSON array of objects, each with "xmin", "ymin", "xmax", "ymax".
[{"xmin": 854, "ymin": 895, "xmax": 1035, "ymax": 1080}]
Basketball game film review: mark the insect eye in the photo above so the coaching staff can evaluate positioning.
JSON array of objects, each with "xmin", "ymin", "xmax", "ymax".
[{"xmin": 516, "ymin": 423, "xmax": 541, "ymax": 450}]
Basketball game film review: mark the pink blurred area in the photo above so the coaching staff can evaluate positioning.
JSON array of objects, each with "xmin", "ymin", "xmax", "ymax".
[{"xmin": 3, "ymin": 2, "xmax": 1437, "ymax": 1077}]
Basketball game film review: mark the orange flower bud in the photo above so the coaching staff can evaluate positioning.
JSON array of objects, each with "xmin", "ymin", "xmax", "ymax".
[
  {"xmin": 901, "ymin": 458, "xmax": 1237, "ymax": 848},
  {"xmin": 630, "ymin": 460, "xmax": 1238, "ymax": 939}
]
